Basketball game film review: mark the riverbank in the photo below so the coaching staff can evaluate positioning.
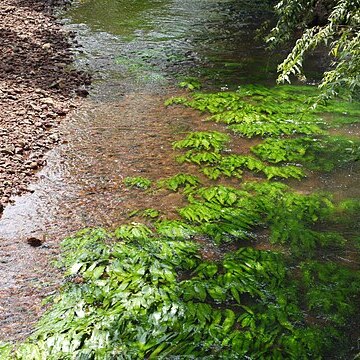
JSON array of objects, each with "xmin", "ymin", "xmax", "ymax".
[
  {"xmin": 0, "ymin": 0, "xmax": 90, "ymax": 214},
  {"xmin": 0, "ymin": 0, "xmax": 90, "ymax": 340}
]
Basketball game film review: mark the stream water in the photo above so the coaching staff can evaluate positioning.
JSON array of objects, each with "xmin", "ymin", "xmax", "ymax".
[{"xmin": 0, "ymin": 0, "xmax": 358, "ymax": 343}]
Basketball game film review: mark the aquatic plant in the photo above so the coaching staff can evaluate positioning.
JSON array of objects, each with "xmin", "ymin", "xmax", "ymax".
[
  {"xmin": 178, "ymin": 78, "xmax": 202, "ymax": 91},
  {"xmin": 123, "ymin": 176, "xmax": 152, "ymax": 190},
  {"xmin": 3, "ymin": 85, "xmax": 358, "ymax": 359},
  {"xmin": 177, "ymin": 145, "xmax": 305, "ymax": 180},
  {"xmin": 173, "ymin": 131, "xmax": 230, "ymax": 152},
  {"xmin": 4, "ymin": 226, "xmax": 356, "ymax": 359},
  {"xmin": 158, "ymin": 173, "xmax": 200, "ymax": 192},
  {"xmin": 252, "ymin": 136, "xmax": 360, "ymax": 171}
]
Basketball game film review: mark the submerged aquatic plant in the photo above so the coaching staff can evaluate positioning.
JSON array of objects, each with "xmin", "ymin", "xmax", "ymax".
[
  {"xmin": 166, "ymin": 85, "xmax": 328, "ymax": 137},
  {"xmin": 158, "ymin": 173, "xmax": 200, "ymax": 192},
  {"xmin": 176, "ymin": 138, "xmax": 306, "ymax": 180},
  {"xmin": 123, "ymin": 176, "xmax": 152, "ymax": 190},
  {"xmin": 252, "ymin": 136, "xmax": 360, "ymax": 171},
  {"xmin": 3, "ymin": 85, "xmax": 358, "ymax": 360},
  {"xmin": 4, "ymin": 224, "xmax": 356, "ymax": 359},
  {"xmin": 173, "ymin": 131, "xmax": 230, "ymax": 152}
]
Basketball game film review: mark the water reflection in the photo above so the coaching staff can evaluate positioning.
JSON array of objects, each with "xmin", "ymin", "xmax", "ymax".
[{"xmin": 65, "ymin": 0, "xmax": 275, "ymax": 88}]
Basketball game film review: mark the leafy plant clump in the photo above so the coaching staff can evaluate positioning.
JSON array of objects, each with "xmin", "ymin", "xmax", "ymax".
[
  {"xmin": 178, "ymin": 77, "xmax": 202, "ymax": 91},
  {"xmin": 166, "ymin": 85, "xmax": 359, "ymax": 178},
  {"xmin": 251, "ymin": 136, "xmax": 360, "ymax": 171},
  {"xmin": 174, "ymin": 181, "xmax": 344, "ymax": 255},
  {"xmin": 4, "ymin": 228, "xmax": 357, "ymax": 359},
  {"xmin": 123, "ymin": 176, "xmax": 152, "ymax": 190},
  {"xmin": 166, "ymin": 85, "xmax": 328, "ymax": 138},
  {"xmin": 3, "ymin": 85, "xmax": 358, "ymax": 359},
  {"xmin": 173, "ymin": 131, "xmax": 230, "ymax": 152},
  {"xmin": 177, "ymin": 149, "xmax": 305, "ymax": 180}
]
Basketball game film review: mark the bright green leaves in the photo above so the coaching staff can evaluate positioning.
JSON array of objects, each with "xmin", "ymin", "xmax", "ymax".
[
  {"xmin": 210, "ymin": 109, "xmax": 264, "ymax": 124},
  {"xmin": 262, "ymin": 164, "xmax": 304, "ymax": 180},
  {"xmin": 9, "ymin": 84, "xmax": 358, "ymax": 359},
  {"xmin": 167, "ymin": 85, "xmax": 325, "ymax": 138},
  {"xmin": 252, "ymin": 137, "xmax": 313, "ymax": 163},
  {"xmin": 124, "ymin": 176, "xmax": 152, "ymax": 190},
  {"xmin": 23, "ymin": 234, "xmax": 200, "ymax": 359},
  {"xmin": 114, "ymin": 223, "xmax": 153, "ymax": 241},
  {"xmin": 12, "ymin": 229, "xmax": 311, "ymax": 359},
  {"xmin": 268, "ymin": 0, "xmax": 360, "ymax": 102},
  {"xmin": 155, "ymin": 220, "xmax": 198, "ymax": 240},
  {"xmin": 177, "ymin": 143, "xmax": 306, "ymax": 180},
  {"xmin": 242, "ymin": 181, "xmax": 342, "ymax": 256},
  {"xmin": 173, "ymin": 131, "xmax": 230, "ymax": 152},
  {"xmin": 229, "ymin": 119, "xmax": 322, "ymax": 137},
  {"xmin": 252, "ymin": 136, "xmax": 360, "ymax": 171},
  {"xmin": 196, "ymin": 185, "xmax": 240, "ymax": 206},
  {"xmin": 168, "ymin": 181, "xmax": 341, "ymax": 253},
  {"xmin": 159, "ymin": 173, "xmax": 200, "ymax": 192},
  {"xmin": 0, "ymin": 343, "xmax": 13, "ymax": 360},
  {"xmin": 167, "ymin": 91, "xmax": 250, "ymax": 114},
  {"xmin": 178, "ymin": 78, "xmax": 202, "ymax": 91}
]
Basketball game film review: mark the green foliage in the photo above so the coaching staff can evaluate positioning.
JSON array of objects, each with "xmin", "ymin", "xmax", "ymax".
[
  {"xmin": 0, "ymin": 343, "xmax": 13, "ymax": 360},
  {"xmin": 301, "ymin": 261, "xmax": 360, "ymax": 325},
  {"xmin": 173, "ymin": 91, "xmax": 249, "ymax": 113},
  {"xmin": 173, "ymin": 131, "xmax": 230, "ymax": 152},
  {"xmin": 158, "ymin": 173, "xmax": 200, "ymax": 192},
  {"xmin": 9, "ymin": 227, "xmax": 355, "ymax": 359},
  {"xmin": 164, "ymin": 96, "xmax": 188, "ymax": 107},
  {"xmin": 252, "ymin": 137, "xmax": 315, "ymax": 163},
  {"xmin": 157, "ymin": 180, "xmax": 342, "ymax": 254},
  {"xmin": 229, "ymin": 119, "xmax": 321, "ymax": 137},
  {"xmin": 241, "ymin": 182, "xmax": 343, "ymax": 256},
  {"xmin": 124, "ymin": 176, "xmax": 152, "ymax": 190},
  {"xmin": 178, "ymin": 78, "xmax": 202, "ymax": 91},
  {"xmin": 8, "ymin": 85, "xmax": 359, "ymax": 359},
  {"xmin": 114, "ymin": 223, "xmax": 153, "ymax": 241},
  {"xmin": 167, "ymin": 85, "xmax": 326, "ymax": 138},
  {"xmin": 178, "ymin": 148, "xmax": 305, "ymax": 180},
  {"xmin": 155, "ymin": 220, "xmax": 198, "ymax": 240},
  {"xmin": 142, "ymin": 208, "xmax": 160, "ymax": 219},
  {"xmin": 267, "ymin": 0, "xmax": 360, "ymax": 102},
  {"xmin": 252, "ymin": 136, "xmax": 360, "ymax": 171}
]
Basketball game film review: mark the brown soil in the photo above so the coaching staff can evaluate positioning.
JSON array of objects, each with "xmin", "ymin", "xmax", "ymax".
[
  {"xmin": 0, "ymin": 0, "xmax": 89, "ymax": 341},
  {"xmin": 0, "ymin": 0, "xmax": 90, "ymax": 213}
]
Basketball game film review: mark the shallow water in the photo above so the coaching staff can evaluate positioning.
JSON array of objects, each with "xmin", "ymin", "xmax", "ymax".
[
  {"xmin": 64, "ymin": 0, "xmax": 277, "ymax": 88},
  {"xmin": 0, "ymin": 0, "xmax": 358, "ymax": 341}
]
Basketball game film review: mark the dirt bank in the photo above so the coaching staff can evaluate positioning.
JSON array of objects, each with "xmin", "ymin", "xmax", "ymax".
[{"xmin": 0, "ymin": 0, "xmax": 90, "ymax": 214}]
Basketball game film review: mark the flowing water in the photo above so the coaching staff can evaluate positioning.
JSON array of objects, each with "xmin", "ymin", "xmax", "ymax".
[{"xmin": 0, "ymin": 0, "xmax": 358, "ymax": 341}]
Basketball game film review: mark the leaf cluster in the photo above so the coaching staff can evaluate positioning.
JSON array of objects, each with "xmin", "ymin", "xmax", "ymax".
[
  {"xmin": 123, "ymin": 176, "xmax": 152, "ymax": 190},
  {"xmin": 251, "ymin": 136, "xmax": 360, "ymax": 171},
  {"xmin": 267, "ymin": 0, "xmax": 360, "ymax": 102},
  {"xmin": 177, "ymin": 143, "xmax": 305, "ymax": 180},
  {"xmin": 7, "ymin": 224, "xmax": 356, "ymax": 359}
]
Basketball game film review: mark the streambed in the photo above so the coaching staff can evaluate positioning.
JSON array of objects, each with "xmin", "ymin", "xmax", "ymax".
[{"xmin": 0, "ymin": 0, "xmax": 358, "ymax": 354}]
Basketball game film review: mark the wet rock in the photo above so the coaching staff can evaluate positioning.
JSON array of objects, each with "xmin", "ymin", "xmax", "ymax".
[
  {"xmin": 40, "ymin": 97, "xmax": 55, "ymax": 106},
  {"xmin": 26, "ymin": 237, "xmax": 43, "ymax": 247},
  {"xmin": 29, "ymin": 162, "xmax": 39, "ymax": 169}
]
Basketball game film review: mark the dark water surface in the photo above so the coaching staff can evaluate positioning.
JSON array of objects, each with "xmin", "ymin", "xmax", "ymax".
[{"xmin": 0, "ymin": 0, "xmax": 358, "ymax": 341}]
